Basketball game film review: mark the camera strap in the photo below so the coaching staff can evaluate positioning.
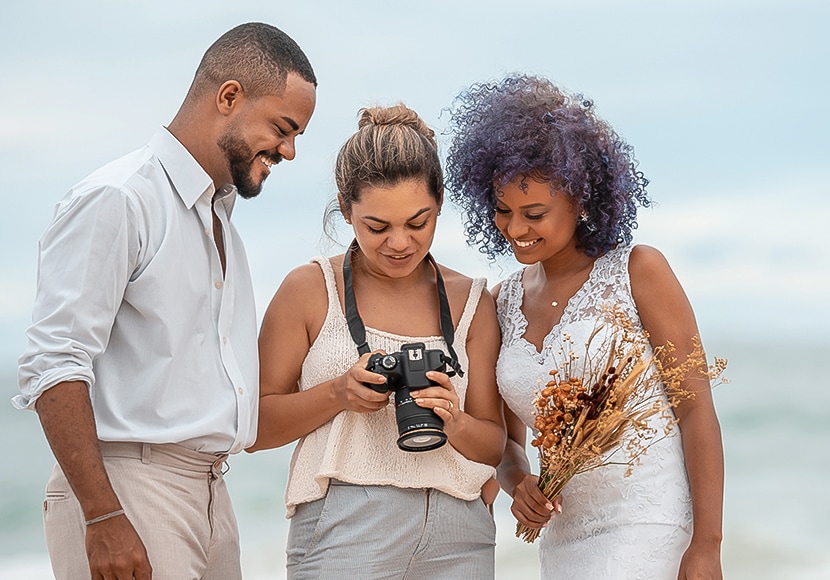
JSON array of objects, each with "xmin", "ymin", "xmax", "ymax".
[{"xmin": 342, "ymin": 239, "xmax": 464, "ymax": 377}]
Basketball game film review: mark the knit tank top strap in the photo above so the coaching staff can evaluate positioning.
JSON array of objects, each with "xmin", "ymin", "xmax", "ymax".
[
  {"xmin": 310, "ymin": 256, "xmax": 342, "ymax": 321},
  {"xmin": 454, "ymin": 277, "xmax": 487, "ymax": 344}
]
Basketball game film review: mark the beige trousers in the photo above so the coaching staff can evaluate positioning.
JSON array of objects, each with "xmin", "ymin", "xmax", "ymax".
[{"xmin": 43, "ymin": 441, "xmax": 242, "ymax": 580}]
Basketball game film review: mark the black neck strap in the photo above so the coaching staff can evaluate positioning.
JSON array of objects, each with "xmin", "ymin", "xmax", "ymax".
[{"xmin": 343, "ymin": 239, "xmax": 464, "ymax": 377}]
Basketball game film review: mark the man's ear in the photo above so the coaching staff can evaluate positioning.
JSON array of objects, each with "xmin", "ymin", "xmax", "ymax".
[{"xmin": 216, "ymin": 80, "xmax": 244, "ymax": 115}]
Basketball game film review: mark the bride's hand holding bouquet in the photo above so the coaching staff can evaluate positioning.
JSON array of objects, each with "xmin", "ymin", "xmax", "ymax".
[{"xmin": 508, "ymin": 472, "xmax": 563, "ymax": 531}]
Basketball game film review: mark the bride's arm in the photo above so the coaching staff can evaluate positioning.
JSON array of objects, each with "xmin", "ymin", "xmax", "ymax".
[{"xmin": 630, "ymin": 244, "xmax": 724, "ymax": 579}]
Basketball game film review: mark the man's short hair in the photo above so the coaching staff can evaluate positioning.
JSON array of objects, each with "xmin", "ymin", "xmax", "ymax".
[{"xmin": 192, "ymin": 22, "xmax": 316, "ymax": 98}]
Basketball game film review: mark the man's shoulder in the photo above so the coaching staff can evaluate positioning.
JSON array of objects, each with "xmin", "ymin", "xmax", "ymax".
[
  {"xmin": 60, "ymin": 144, "xmax": 171, "ymax": 215},
  {"xmin": 78, "ymin": 145, "xmax": 157, "ymax": 194}
]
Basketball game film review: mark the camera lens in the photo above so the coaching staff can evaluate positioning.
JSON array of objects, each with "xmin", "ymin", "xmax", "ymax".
[
  {"xmin": 394, "ymin": 388, "xmax": 447, "ymax": 452},
  {"xmin": 398, "ymin": 430, "xmax": 446, "ymax": 451}
]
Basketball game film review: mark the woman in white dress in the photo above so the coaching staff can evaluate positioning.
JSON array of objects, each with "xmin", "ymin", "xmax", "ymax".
[{"xmin": 445, "ymin": 75, "xmax": 724, "ymax": 579}]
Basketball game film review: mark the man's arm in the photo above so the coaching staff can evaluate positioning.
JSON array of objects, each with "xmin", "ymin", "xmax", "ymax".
[
  {"xmin": 37, "ymin": 381, "xmax": 152, "ymax": 579},
  {"xmin": 21, "ymin": 185, "xmax": 153, "ymax": 578}
]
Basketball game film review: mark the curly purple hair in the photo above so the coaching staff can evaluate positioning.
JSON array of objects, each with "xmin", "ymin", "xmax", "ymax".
[{"xmin": 445, "ymin": 75, "xmax": 651, "ymax": 260}]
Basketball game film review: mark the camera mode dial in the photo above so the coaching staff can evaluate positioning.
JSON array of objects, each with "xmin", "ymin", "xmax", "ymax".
[{"xmin": 378, "ymin": 355, "xmax": 397, "ymax": 370}]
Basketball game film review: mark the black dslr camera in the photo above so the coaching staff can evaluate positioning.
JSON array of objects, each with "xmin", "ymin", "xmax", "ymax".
[{"xmin": 365, "ymin": 342, "xmax": 449, "ymax": 452}]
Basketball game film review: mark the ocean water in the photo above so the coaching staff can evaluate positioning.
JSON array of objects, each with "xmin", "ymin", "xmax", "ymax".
[{"xmin": 2, "ymin": 338, "xmax": 829, "ymax": 579}]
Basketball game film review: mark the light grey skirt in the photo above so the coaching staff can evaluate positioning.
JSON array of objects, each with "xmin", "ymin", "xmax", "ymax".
[{"xmin": 287, "ymin": 481, "xmax": 495, "ymax": 580}]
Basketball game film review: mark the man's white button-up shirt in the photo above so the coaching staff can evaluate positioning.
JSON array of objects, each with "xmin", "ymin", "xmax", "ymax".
[{"xmin": 16, "ymin": 127, "xmax": 259, "ymax": 454}]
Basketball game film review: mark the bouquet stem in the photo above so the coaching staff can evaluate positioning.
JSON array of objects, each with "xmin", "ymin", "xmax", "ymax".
[{"xmin": 515, "ymin": 468, "xmax": 571, "ymax": 543}]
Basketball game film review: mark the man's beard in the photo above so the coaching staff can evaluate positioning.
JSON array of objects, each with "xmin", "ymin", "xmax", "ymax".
[{"xmin": 217, "ymin": 130, "xmax": 282, "ymax": 199}]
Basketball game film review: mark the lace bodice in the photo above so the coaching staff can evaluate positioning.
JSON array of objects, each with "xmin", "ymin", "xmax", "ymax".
[
  {"xmin": 496, "ymin": 246, "xmax": 642, "ymax": 430},
  {"xmin": 283, "ymin": 257, "xmax": 496, "ymax": 518},
  {"xmin": 496, "ymin": 246, "xmax": 693, "ymax": 578}
]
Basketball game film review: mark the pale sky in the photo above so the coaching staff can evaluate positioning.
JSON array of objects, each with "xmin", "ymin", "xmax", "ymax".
[{"xmin": 2, "ymin": 0, "xmax": 829, "ymax": 364}]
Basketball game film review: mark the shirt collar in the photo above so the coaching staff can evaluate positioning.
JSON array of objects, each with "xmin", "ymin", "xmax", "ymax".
[
  {"xmin": 213, "ymin": 183, "xmax": 238, "ymax": 217},
  {"xmin": 149, "ymin": 127, "xmax": 218, "ymax": 210}
]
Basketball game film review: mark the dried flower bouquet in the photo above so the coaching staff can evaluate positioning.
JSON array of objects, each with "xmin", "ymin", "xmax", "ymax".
[{"xmin": 517, "ymin": 306, "xmax": 727, "ymax": 542}]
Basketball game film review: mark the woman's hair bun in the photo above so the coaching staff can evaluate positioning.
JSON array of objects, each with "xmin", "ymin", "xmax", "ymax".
[{"xmin": 357, "ymin": 104, "xmax": 436, "ymax": 147}]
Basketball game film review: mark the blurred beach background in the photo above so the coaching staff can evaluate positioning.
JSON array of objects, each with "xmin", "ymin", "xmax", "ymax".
[{"xmin": 1, "ymin": 1, "xmax": 828, "ymax": 578}]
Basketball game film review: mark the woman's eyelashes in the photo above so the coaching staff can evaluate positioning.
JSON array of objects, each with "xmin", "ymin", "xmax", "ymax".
[
  {"xmin": 366, "ymin": 221, "xmax": 428, "ymax": 234},
  {"xmin": 495, "ymin": 206, "xmax": 546, "ymax": 220}
]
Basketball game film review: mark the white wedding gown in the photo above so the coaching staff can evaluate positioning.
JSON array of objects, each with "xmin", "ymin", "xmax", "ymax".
[{"xmin": 496, "ymin": 246, "xmax": 693, "ymax": 579}]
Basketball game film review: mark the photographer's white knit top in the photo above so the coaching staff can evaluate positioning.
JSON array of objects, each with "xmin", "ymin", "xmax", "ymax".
[{"xmin": 283, "ymin": 257, "xmax": 496, "ymax": 518}]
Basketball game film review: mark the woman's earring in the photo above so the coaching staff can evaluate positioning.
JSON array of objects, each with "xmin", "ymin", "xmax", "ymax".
[{"xmin": 579, "ymin": 211, "xmax": 589, "ymax": 223}]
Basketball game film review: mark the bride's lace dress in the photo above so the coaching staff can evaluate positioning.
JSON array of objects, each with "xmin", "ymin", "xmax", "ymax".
[{"xmin": 496, "ymin": 246, "xmax": 693, "ymax": 579}]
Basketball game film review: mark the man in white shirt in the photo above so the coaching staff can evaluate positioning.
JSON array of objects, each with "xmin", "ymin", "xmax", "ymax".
[{"xmin": 15, "ymin": 22, "xmax": 316, "ymax": 580}]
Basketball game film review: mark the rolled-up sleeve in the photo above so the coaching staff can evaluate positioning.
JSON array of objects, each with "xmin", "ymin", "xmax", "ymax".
[{"xmin": 15, "ymin": 185, "xmax": 139, "ymax": 410}]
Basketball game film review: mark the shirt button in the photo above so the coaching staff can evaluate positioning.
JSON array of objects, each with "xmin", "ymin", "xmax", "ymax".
[
  {"xmin": 214, "ymin": 281, "xmax": 223, "ymax": 289},
  {"xmin": 223, "ymin": 336, "xmax": 228, "ymax": 345},
  {"xmin": 237, "ymin": 387, "xmax": 244, "ymax": 395}
]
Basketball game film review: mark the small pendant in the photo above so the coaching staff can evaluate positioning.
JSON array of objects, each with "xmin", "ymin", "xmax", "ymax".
[{"xmin": 551, "ymin": 301, "xmax": 559, "ymax": 307}]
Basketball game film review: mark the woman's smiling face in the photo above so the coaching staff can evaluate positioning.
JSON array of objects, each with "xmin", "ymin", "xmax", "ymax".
[
  {"xmin": 347, "ymin": 178, "xmax": 440, "ymax": 279},
  {"xmin": 494, "ymin": 176, "xmax": 579, "ymax": 264}
]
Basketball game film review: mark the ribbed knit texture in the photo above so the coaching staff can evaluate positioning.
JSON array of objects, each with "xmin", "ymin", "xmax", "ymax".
[{"xmin": 284, "ymin": 257, "xmax": 496, "ymax": 518}]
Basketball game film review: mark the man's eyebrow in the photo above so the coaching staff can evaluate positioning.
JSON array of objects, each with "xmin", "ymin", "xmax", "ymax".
[{"xmin": 282, "ymin": 117, "xmax": 300, "ymax": 132}]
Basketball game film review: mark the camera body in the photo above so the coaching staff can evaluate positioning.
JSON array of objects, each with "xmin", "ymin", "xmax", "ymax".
[
  {"xmin": 365, "ymin": 342, "xmax": 449, "ymax": 452},
  {"xmin": 365, "ymin": 343, "xmax": 447, "ymax": 393}
]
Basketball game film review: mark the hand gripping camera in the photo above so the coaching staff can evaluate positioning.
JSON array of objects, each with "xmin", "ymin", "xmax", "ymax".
[
  {"xmin": 343, "ymin": 241, "xmax": 464, "ymax": 453},
  {"xmin": 365, "ymin": 343, "xmax": 449, "ymax": 452}
]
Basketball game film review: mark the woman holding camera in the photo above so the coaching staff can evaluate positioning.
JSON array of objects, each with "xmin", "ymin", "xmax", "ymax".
[{"xmin": 249, "ymin": 104, "xmax": 505, "ymax": 579}]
